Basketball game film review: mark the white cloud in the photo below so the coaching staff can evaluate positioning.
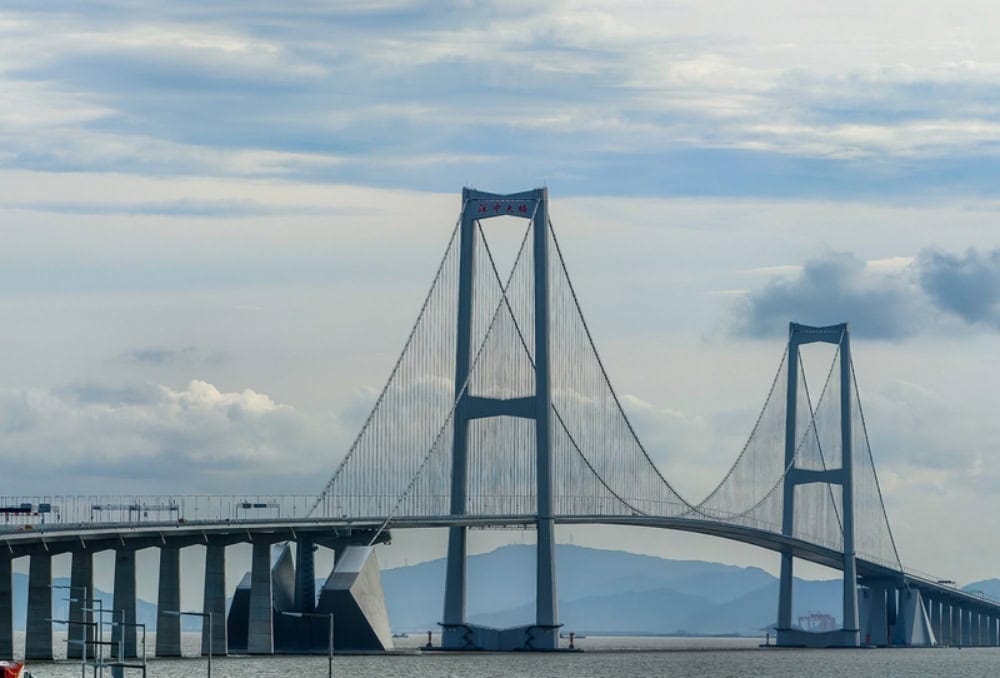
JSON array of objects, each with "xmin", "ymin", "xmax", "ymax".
[{"xmin": 0, "ymin": 379, "xmax": 349, "ymax": 494}]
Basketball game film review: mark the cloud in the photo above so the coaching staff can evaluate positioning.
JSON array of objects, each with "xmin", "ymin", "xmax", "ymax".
[
  {"xmin": 3, "ymin": 3, "xmax": 1000, "ymax": 197},
  {"xmin": 117, "ymin": 346, "xmax": 227, "ymax": 367},
  {"xmin": 736, "ymin": 246, "xmax": 1000, "ymax": 339},
  {"xmin": 2, "ymin": 198, "xmax": 354, "ymax": 218},
  {"xmin": 733, "ymin": 252, "xmax": 922, "ymax": 339},
  {"xmin": 0, "ymin": 379, "xmax": 350, "ymax": 494},
  {"xmin": 917, "ymin": 247, "xmax": 1000, "ymax": 326}
]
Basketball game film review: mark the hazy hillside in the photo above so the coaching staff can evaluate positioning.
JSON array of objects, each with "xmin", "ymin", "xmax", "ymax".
[
  {"xmin": 963, "ymin": 578, "xmax": 1000, "ymax": 600},
  {"xmin": 381, "ymin": 544, "xmax": 838, "ymax": 635}
]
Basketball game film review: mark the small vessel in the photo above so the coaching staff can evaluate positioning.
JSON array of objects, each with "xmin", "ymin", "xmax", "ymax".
[{"xmin": 0, "ymin": 661, "xmax": 28, "ymax": 678}]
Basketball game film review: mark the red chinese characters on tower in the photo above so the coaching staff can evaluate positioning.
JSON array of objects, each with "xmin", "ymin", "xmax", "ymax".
[{"xmin": 472, "ymin": 200, "xmax": 534, "ymax": 217}]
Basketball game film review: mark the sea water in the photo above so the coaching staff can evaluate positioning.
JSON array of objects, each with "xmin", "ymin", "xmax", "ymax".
[{"xmin": 16, "ymin": 632, "xmax": 1000, "ymax": 677}]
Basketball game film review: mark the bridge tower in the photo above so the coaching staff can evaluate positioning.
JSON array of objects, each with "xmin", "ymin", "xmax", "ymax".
[
  {"xmin": 776, "ymin": 322, "xmax": 860, "ymax": 647},
  {"xmin": 441, "ymin": 188, "xmax": 560, "ymax": 651}
]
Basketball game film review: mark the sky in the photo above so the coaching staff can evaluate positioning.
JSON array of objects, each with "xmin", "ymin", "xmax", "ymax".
[{"xmin": 3, "ymin": 1, "xmax": 1000, "ymax": 602}]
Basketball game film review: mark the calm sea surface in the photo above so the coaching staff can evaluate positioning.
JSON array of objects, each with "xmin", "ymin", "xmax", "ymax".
[{"xmin": 15, "ymin": 632, "xmax": 1000, "ymax": 677}]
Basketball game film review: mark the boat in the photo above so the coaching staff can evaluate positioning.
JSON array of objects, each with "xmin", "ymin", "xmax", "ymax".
[{"xmin": 0, "ymin": 661, "xmax": 29, "ymax": 678}]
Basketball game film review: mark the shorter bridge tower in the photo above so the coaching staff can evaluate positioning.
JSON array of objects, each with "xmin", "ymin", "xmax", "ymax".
[{"xmin": 776, "ymin": 322, "xmax": 860, "ymax": 647}]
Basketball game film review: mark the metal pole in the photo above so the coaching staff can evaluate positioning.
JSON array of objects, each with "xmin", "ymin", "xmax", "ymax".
[
  {"xmin": 207, "ymin": 611, "xmax": 212, "ymax": 678},
  {"xmin": 82, "ymin": 585, "xmax": 88, "ymax": 677},
  {"xmin": 328, "ymin": 613, "xmax": 333, "ymax": 678}
]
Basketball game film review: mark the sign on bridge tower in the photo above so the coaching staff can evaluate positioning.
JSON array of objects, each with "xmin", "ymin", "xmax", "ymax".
[{"xmin": 442, "ymin": 188, "xmax": 559, "ymax": 651}]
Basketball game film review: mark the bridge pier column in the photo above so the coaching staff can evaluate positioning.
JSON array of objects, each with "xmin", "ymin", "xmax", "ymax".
[
  {"xmin": 0, "ymin": 554, "xmax": 12, "ymax": 660},
  {"xmin": 927, "ymin": 596, "xmax": 938, "ymax": 644},
  {"xmin": 940, "ymin": 603, "xmax": 950, "ymax": 646},
  {"xmin": 962, "ymin": 608, "xmax": 971, "ymax": 646},
  {"xmin": 202, "ymin": 542, "xmax": 228, "ymax": 656},
  {"xmin": 25, "ymin": 552, "xmax": 53, "ymax": 660},
  {"xmin": 112, "ymin": 548, "xmax": 138, "ymax": 658},
  {"xmin": 295, "ymin": 537, "xmax": 316, "ymax": 613},
  {"xmin": 68, "ymin": 550, "xmax": 94, "ymax": 660},
  {"xmin": 886, "ymin": 586, "xmax": 899, "ymax": 646},
  {"xmin": 248, "ymin": 541, "xmax": 273, "ymax": 654},
  {"xmin": 864, "ymin": 581, "xmax": 890, "ymax": 646},
  {"xmin": 155, "ymin": 545, "xmax": 182, "ymax": 657}
]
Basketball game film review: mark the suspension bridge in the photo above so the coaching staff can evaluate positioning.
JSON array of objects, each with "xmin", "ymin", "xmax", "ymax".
[{"xmin": 0, "ymin": 188, "xmax": 996, "ymax": 660}]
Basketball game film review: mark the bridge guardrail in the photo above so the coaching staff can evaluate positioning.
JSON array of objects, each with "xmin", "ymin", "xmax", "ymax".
[{"xmin": 0, "ymin": 495, "xmax": 322, "ymax": 528}]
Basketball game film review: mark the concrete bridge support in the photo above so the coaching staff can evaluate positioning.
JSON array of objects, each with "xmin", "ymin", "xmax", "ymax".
[
  {"xmin": 155, "ymin": 546, "xmax": 182, "ymax": 657},
  {"xmin": 442, "ymin": 189, "xmax": 559, "ymax": 651},
  {"xmin": 776, "ymin": 324, "xmax": 860, "ymax": 648},
  {"xmin": 295, "ymin": 537, "xmax": 316, "ymax": 613},
  {"xmin": 202, "ymin": 542, "xmax": 228, "ymax": 656},
  {"xmin": 962, "ymin": 608, "xmax": 972, "ymax": 646},
  {"xmin": 0, "ymin": 555, "xmax": 12, "ymax": 660},
  {"xmin": 248, "ymin": 541, "xmax": 273, "ymax": 654},
  {"xmin": 25, "ymin": 552, "xmax": 52, "ymax": 660},
  {"xmin": 940, "ymin": 603, "xmax": 950, "ymax": 645},
  {"xmin": 112, "ymin": 548, "xmax": 138, "ymax": 658},
  {"xmin": 927, "ymin": 596, "xmax": 937, "ymax": 642},
  {"xmin": 864, "ymin": 580, "xmax": 890, "ymax": 646},
  {"xmin": 67, "ymin": 550, "xmax": 94, "ymax": 660}
]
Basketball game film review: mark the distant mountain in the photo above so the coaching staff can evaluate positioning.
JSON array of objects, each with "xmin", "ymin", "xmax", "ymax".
[
  {"xmin": 11, "ymin": 575, "xmax": 187, "ymax": 632},
  {"xmin": 380, "ymin": 544, "xmax": 839, "ymax": 636},
  {"xmin": 963, "ymin": 578, "xmax": 1000, "ymax": 600}
]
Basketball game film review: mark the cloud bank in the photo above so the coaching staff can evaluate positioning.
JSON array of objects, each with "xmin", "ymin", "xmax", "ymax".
[
  {"xmin": 0, "ymin": 379, "xmax": 348, "ymax": 494},
  {"xmin": 4, "ymin": 2, "xmax": 1000, "ymax": 197},
  {"xmin": 735, "ymin": 246, "xmax": 1000, "ymax": 338}
]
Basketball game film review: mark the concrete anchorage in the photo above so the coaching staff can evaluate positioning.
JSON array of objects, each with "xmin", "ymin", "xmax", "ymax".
[{"xmin": 155, "ymin": 546, "xmax": 182, "ymax": 657}]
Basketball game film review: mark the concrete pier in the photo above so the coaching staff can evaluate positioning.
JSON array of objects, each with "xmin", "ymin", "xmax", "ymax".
[
  {"xmin": 67, "ymin": 550, "xmax": 94, "ymax": 659},
  {"xmin": 0, "ymin": 555, "xmax": 12, "ymax": 659},
  {"xmin": 112, "ymin": 548, "xmax": 138, "ymax": 658},
  {"xmin": 155, "ymin": 546, "xmax": 182, "ymax": 657},
  {"xmin": 247, "ymin": 541, "xmax": 273, "ymax": 654},
  {"xmin": 202, "ymin": 542, "xmax": 227, "ymax": 656},
  {"xmin": 25, "ymin": 552, "xmax": 52, "ymax": 660},
  {"xmin": 295, "ymin": 537, "xmax": 316, "ymax": 613}
]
